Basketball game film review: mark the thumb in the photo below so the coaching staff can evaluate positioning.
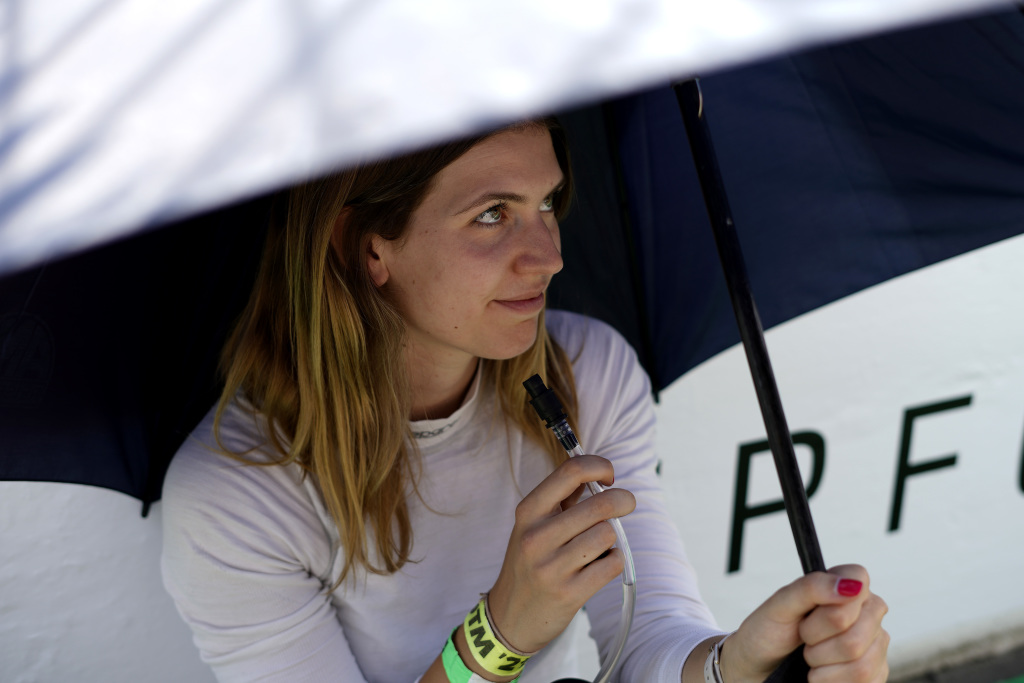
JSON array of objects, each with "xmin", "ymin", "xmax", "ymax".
[{"xmin": 764, "ymin": 570, "xmax": 866, "ymax": 626}]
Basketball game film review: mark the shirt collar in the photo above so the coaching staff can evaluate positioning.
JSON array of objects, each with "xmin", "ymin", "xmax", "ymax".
[{"xmin": 409, "ymin": 360, "xmax": 483, "ymax": 443}]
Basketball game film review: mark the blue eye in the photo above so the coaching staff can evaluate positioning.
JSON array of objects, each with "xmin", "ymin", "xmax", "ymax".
[{"xmin": 475, "ymin": 203, "xmax": 505, "ymax": 225}]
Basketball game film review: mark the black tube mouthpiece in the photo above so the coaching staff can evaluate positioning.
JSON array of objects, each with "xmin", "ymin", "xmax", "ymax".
[{"xmin": 523, "ymin": 374, "xmax": 566, "ymax": 428}]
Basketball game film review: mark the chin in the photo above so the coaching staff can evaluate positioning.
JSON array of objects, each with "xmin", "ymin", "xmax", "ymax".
[{"xmin": 480, "ymin": 328, "xmax": 540, "ymax": 361}]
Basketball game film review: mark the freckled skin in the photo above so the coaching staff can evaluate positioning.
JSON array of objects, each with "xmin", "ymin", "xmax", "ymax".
[{"xmin": 369, "ymin": 126, "xmax": 565, "ymax": 372}]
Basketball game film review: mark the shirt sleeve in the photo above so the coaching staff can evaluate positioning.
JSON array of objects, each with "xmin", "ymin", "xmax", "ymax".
[
  {"xmin": 553, "ymin": 312, "xmax": 726, "ymax": 682},
  {"xmin": 160, "ymin": 410, "xmax": 367, "ymax": 683}
]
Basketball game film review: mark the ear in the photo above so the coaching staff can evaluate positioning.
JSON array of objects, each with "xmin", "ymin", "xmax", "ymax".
[
  {"xmin": 366, "ymin": 234, "xmax": 390, "ymax": 287},
  {"xmin": 329, "ymin": 207, "xmax": 353, "ymax": 266}
]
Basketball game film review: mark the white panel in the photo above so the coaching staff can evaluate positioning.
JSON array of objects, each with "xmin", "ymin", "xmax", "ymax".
[
  {"xmin": 656, "ymin": 232, "xmax": 1024, "ymax": 675},
  {"xmin": 0, "ymin": 485, "xmax": 215, "ymax": 682}
]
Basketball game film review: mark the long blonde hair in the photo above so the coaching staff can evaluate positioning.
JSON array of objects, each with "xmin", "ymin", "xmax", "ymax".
[{"xmin": 215, "ymin": 120, "xmax": 579, "ymax": 588}]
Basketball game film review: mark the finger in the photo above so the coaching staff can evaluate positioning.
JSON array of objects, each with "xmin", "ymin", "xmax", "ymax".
[
  {"xmin": 806, "ymin": 628, "xmax": 890, "ymax": 683},
  {"xmin": 571, "ymin": 546, "xmax": 625, "ymax": 596},
  {"xmin": 516, "ymin": 456, "xmax": 614, "ymax": 522},
  {"xmin": 762, "ymin": 567, "xmax": 870, "ymax": 628},
  {"xmin": 557, "ymin": 519, "xmax": 618, "ymax": 572},
  {"xmin": 560, "ymin": 483, "xmax": 587, "ymax": 511},
  {"xmin": 522, "ymin": 488, "xmax": 635, "ymax": 557},
  {"xmin": 827, "ymin": 564, "xmax": 871, "ymax": 593},
  {"xmin": 804, "ymin": 594, "xmax": 889, "ymax": 666},
  {"xmin": 546, "ymin": 488, "xmax": 635, "ymax": 543},
  {"xmin": 799, "ymin": 600, "xmax": 864, "ymax": 649}
]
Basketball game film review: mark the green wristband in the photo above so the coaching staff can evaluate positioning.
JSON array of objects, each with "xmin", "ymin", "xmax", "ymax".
[{"xmin": 443, "ymin": 628, "xmax": 517, "ymax": 683}]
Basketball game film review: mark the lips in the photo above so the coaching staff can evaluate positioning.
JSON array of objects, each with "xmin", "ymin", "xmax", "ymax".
[{"xmin": 493, "ymin": 292, "xmax": 545, "ymax": 315}]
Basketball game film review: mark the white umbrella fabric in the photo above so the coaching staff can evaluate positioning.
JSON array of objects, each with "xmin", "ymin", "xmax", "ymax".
[{"xmin": 0, "ymin": 0, "xmax": 1011, "ymax": 275}]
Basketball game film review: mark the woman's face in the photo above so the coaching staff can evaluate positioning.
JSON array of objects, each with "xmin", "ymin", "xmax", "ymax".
[{"xmin": 368, "ymin": 125, "xmax": 564, "ymax": 368}]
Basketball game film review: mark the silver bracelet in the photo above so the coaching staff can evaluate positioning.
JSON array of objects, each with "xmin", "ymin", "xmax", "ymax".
[
  {"xmin": 703, "ymin": 634, "xmax": 731, "ymax": 683},
  {"xmin": 482, "ymin": 592, "xmax": 540, "ymax": 657}
]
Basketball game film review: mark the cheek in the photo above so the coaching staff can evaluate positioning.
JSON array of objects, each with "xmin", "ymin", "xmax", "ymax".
[
  {"xmin": 455, "ymin": 242, "xmax": 511, "ymax": 284},
  {"xmin": 419, "ymin": 260, "xmax": 488, "ymax": 317},
  {"xmin": 400, "ymin": 239, "xmax": 511, "ymax": 317}
]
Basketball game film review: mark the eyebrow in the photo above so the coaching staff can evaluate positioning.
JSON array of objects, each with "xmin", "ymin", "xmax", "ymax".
[{"xmin": 451, "ymin": 179, "xmax": 566, "ymax": 217}]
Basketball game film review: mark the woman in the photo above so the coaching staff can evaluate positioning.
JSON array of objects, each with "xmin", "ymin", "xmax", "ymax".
[{"xmin": 161, "ymin": 119, "xmax": 889, "ymax": 682}]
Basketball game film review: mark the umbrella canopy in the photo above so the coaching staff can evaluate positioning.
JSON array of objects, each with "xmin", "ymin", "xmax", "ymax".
[
  {"xmin": 0, "ymin": 0, "xmax": 1010, "ymax": 277},
  {"xmin": 1, "ymin": 4, "xmax": 1023, "ymax": 514},
  {"xmin": 551, "ymin": 7, "xmax": 1024, "ymax": 392}
]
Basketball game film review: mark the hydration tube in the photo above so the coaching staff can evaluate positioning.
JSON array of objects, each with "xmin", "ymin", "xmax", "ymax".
[{"xmin": 523, "ymin": 375, "xmax": 636, "ymax": 683}]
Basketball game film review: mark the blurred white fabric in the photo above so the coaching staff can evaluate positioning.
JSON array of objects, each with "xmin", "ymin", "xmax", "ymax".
[{"xmin": 0, "ymin": 0, "xmax": 1010, "ymax": 274}]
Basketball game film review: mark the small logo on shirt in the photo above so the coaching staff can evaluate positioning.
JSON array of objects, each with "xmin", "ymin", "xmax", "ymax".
[{"xmin": 411, "ymin": 419, "xmax": 458, "ymax": 439}]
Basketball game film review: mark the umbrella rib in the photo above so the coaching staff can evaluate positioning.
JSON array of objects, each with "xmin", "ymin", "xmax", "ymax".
[{"xmin": 601, "ymin": 102, "xmax": 662, "ymax": 399}]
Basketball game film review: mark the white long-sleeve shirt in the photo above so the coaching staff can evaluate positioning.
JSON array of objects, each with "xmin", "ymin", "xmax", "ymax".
[{"xmin": 161, "ymin": 310, "xmax": 723, "ymax": 682}]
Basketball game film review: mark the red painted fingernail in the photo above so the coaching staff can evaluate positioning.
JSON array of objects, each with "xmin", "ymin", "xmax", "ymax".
[{"xmin": 837, "ymin": 578, "xmax": 863, "ymax": 597}]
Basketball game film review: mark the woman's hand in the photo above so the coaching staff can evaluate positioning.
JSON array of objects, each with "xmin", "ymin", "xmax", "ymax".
[
  {"xmin": 721, "ymin": 565, "xmax": 889, "ymax": 683},
  {"xmin": 485, "ymin": 455, "xmax": 636, "ymax": 654}
]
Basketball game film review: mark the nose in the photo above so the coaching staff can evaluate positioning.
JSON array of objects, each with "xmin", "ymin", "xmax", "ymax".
[{"xmin": 515, "ymin": 213, "xmax": 563, "ymax": 276}]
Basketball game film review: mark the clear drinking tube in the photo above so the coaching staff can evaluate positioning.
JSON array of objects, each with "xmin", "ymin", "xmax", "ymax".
[{"xmin": 523, "ymin": 375, "xmax": 636, "ymax": 683}]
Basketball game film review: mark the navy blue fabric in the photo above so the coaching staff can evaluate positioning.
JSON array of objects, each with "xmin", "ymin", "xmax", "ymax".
[
  {"xmin": 0, "ymin": 198, "xmax": 268, "ymax": 506},
  {"xmin": 2, "ymin": 9, "xmax": 1023, "ymax": 503},
  {"xmin": 0, "ymin": 241, "xmax": 153, "ymax": 498},
  {"xmin": 613, "ymin": 9, "xmax": 1024, "ymax": 391}
]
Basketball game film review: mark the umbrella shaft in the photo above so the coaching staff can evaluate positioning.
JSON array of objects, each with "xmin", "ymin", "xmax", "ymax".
[{"xmin": 673, "ymin": 79, "xmax": 826, "ymax": 576}]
